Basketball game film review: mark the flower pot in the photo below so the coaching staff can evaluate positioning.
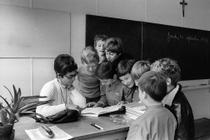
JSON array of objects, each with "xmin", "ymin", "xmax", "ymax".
[{"xmin": 0, "ymin": 124, "xmax": 15, "ymax": 140}]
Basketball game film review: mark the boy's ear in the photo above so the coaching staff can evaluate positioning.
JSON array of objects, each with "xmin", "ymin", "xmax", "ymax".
[{"xmin": 166, "ymin": 77, "xmax": 172, "ymax": 86}]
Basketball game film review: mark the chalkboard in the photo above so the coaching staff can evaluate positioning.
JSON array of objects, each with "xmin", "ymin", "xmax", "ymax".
[
  {"xmin": 143, "ymin": 23, "xmax": 210, "ymax": 80},
  {"xmin": 86, "ymin": 15, "xmax": 210, "ymax": 80}
]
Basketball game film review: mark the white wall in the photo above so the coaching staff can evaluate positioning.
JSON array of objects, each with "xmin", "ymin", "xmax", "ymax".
[
  {"xmin": 1, "ymin": 0, "xmax": 210, "ymax": 119},
  {"xmin": 0, "ymin": 4, "xmax": 70, "ymax": 99}
]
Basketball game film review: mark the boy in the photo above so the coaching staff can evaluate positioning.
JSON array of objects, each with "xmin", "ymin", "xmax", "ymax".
[
  {"xmin": 74, "ymin": 46, "xmax": 101, "ymax": 105},
  {"xmin": 94, "ymin": 61, "xmax": 129, "ymax": 107},
  {"xmin": 151, "ymin": 58, "xmax": 195, "ymax": 140},
  {"xmin": 36, "ymin": 54, "xmax": 86, "ymax": 117},
  {"xmin": 94, "ymin": 34, "xmax": 108, "ymax": 63},
  {"xmin": 126, "ymin": 71, "xmax": 177, "ymax": 140},
  {"xmin": 116, "ymin": 59, "xmax": 139, "ymax": 103},
  {"xmin": 131, "ymin": 60, "xmax": 151, "ymax": 85},
  {"xmin": 105, "ymin": 37, "xmax": 129, "ymax": 74}
]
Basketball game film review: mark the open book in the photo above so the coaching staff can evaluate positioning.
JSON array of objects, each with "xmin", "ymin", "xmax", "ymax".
[{"xmin": 81, "ymin": 105, "xmax": 125, "ymax": 117}]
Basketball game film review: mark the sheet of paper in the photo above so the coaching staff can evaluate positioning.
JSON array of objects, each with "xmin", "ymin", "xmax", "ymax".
[{"xmin": 25, "ymin": 125, "xmax": 73, "ymax": 140}]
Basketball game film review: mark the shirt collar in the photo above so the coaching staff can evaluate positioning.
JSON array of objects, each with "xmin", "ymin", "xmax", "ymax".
[{"xmin": 162, "ymin": 84, "xmax": 179, "ymax": 106}]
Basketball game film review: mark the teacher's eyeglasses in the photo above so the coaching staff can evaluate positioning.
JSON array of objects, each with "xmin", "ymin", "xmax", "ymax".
[{"xmin": 64, "ymin": 72, "xmax": 78, "ymax": 80}]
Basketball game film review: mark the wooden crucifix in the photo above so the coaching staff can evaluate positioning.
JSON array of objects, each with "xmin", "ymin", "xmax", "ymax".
[{"xmin": 180, "ymin": 0, "xmax": 188, "ymax": 17}]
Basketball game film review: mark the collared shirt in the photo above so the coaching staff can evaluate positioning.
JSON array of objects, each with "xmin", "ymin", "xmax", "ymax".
[{"xmin": 162, "ymin": 85, "xmax": 179, "ymax": 106}]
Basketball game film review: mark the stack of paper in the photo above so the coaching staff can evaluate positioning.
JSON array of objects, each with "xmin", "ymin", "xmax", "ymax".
[{"xmin": 125, "ymin": 102, "xmax": 146, "ymax": 120}]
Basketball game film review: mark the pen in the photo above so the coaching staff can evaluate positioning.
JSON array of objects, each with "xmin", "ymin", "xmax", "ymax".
[
  {"xmin": 40, "ymin": 125, "xmax": 55, "ymax": 138},
  {"xmin": 90, "ymin": 123, "xmax": 104, "ymax": 130}
]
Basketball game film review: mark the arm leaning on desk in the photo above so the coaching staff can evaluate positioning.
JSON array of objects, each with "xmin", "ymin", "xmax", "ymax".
[{"xmin": 14, "ymin": 116, "xmax": 129, "ymax": 140}]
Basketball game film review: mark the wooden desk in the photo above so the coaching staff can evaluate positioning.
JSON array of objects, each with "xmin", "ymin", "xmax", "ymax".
[{"xmin": 14, "ymin": 116, "xmax": 129, "ymax": 140}]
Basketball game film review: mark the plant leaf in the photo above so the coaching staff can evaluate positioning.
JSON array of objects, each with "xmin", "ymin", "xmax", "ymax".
[
  {"xmin": 0, "ymin": 95, "xmax": 16, "ymax": 123},
  {"xmin": 3, "ymin": 85, "xmax": 13, "ymax": 103},
  {"xmin": 13, "ymin": 85, "xmax": 19, "ymax": 107},
  {"xmin": 0, "ymin": 95, "xmax": 14, "ymax": 113}
]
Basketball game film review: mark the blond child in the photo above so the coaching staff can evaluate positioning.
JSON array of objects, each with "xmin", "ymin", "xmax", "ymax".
[
  {"xmin": 131, "ymin": 60, "xmax": 151, "ymax": 85},
  {"xmin": 94, "ymin": 34, "xmax": 108, "ymax": 63},
  {"xmin": 74, "ymin": 46, "xmax": 101, "ymax": 105}
]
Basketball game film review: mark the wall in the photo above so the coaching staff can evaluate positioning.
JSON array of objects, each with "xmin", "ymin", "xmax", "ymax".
[
  {"xmin": 0, "ymin": 3, "xmax": 71, "ymax": 99},
  {"xmin": 0, "ymin": 0, "xmax": 210, "ymax": 118}
]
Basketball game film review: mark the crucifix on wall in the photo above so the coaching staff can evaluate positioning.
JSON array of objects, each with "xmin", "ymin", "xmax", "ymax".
[{"xmin": 180, "ymin": 0, "xmax": 188, "ymax": 17}]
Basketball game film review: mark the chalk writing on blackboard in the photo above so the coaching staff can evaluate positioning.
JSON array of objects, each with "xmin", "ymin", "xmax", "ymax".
[{"xmin": 167, "ymin": 32, "xmax": 208, "ymax": 43}]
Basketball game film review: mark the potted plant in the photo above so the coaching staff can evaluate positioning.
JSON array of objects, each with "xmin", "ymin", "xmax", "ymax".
[{"xmin": 0, "ymin": 85, "xmax": 52, "ymax": 140}]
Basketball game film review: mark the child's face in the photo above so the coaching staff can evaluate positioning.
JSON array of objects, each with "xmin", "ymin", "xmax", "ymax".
[
  {"xmin": 95, "ymin": 40, "xmax": 105, "ymax": 55},
  {"xmin": 85, "ymin": 63, "xmax": 98, "ymax": 74},
  {"xmin": 119, "ymin": 73, "xmax": 134, "ymax": 88},
  {"xmin": 105, "ymin": 51, "xmax": 118, "ymax": 62}
]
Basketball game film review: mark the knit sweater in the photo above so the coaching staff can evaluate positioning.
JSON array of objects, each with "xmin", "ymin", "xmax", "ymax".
[
  {"xmin": 74, "ymin": 67, "xmax": 100, "ymax": 99},
  {"xmin": 36, "ymin": 79, "xmax": 86, "ymax": 117}
]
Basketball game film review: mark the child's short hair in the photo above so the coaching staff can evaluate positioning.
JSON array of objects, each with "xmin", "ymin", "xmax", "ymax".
[
  {"xmin": 54, "ymin": 54, "xmax": 78, "ymax": 77},
  {"xmin": 95, "ymin": 61, "xmax": 114, "ymax": 80},
  {"xmin": 151, "ymin": 58, "xmax": 181, "ymax": 86},
  {"xmin": 94, "ymin": 34, "xmax": 108, "ymax": 48},
  {"xmin": 105, "ymin": 37, "xmax": 123, "ymax": 54},
  {"xmin": 137, "ymin": 71, "xmax": 167, "ymax": 102},
  {"xmin": 131, "ymin": 60, "xmax": 150, "ymax": 81},
  {"xmin": 81, "ymin": 46, "xmax": 99, "ymax": 64},
  {"xmin": 116, "ymin": 59, "xmax": 136, "ymax": 77}
]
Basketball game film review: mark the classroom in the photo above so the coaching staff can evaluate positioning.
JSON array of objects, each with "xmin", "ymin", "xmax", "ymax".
[{"xmin": 1, "ymin": 0, "xmax": 210, "ymax": 140}]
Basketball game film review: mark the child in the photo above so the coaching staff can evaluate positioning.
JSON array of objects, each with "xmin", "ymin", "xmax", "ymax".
[
  {"xmin": 105, "ymin": 37, "xmax": 129, "ymax": 74},
  {"xmin": 94, "ymin": 34, "xmax": 108, "ymax": 63},
  {"xmin": 116, "ymin": 59, "xmax": 139, "ymax": 103},
  {"xmin": 94, "ymin": 61, "xmax": 129, "ymax": 107},
  {"xmin": 131, "ymin": 60, "xmax": 151, "ymax": 85},
  {"xmin": 74, "ymin": 46, "xmax": 101, "ymax": 105},
  {"xmin": 36, "ymin": 54, "xmax": 86, "ymax": 117},
  {"xmin": 126, "ymin": 71, "xmax": 177, "ymax": 140},
  {"xmin": 151, "ymin": 58, "xmax": 195, "ymax": 140}
]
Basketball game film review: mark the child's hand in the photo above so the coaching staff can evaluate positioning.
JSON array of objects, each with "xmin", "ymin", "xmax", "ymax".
[{"xmin": 86, "ymin": 102, "xmax": 97, "ymax": 108}]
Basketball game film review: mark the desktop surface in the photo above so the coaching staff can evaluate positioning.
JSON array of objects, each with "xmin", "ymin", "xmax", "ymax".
[{"xmin": 14, "ymin": 115, "xmax": 129, "ymax": 140}]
